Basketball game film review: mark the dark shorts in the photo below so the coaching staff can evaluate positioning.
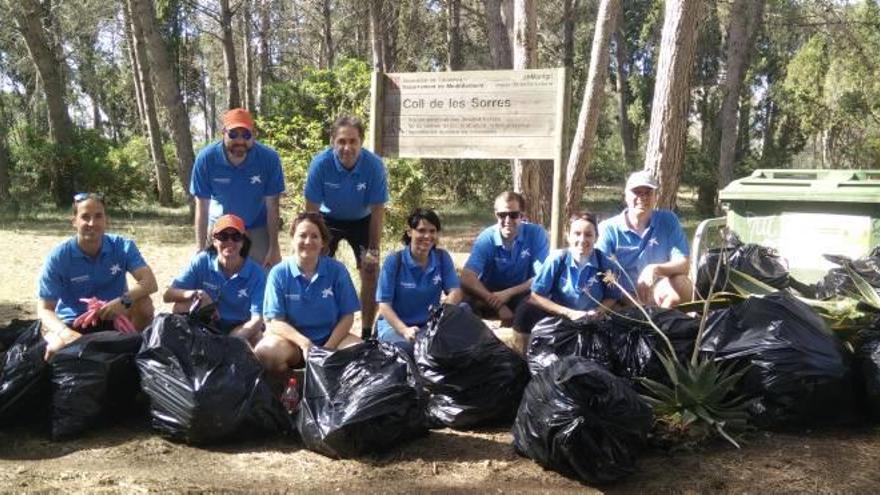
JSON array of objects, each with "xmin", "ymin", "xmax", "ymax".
[
  {"xmin": 512, "ymin": 300, "xmax": 553, "ymax": 335},
  {"xmin": 323, "ymin": 214, "xmax": 372, "ymax": 269},
  {"xmin": 465, "ymin": 290, "xmax": 531, "ymax": 319}
]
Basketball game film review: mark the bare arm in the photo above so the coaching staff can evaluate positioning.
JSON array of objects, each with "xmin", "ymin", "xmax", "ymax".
[
  {"xmin": 496, "ymin": 278, "xmax": 533, "ymax": 302},
  {"xmin": 37, "ymin": 299, "xmax": 81, "ymax": 359},
  {"xmin": 378, "ymin": 302, "xmax": 418, "ymax": 338},
  {"xmin": 324, "ymin": 313, "xmax": 355, "ymax": 349},
  {"xmin": 267, "ymin": 317, "xmax": 314, "ymax": 350},
  {"xmin": 264, "ymin": 195, "xmax": 282, "ymax": 267},
  {"xmin": 100, "ymin": 265, "xmax": 159, "ymax": 319},
  {"xmin": 443, "ymin": 287, "xmax": 463, "ymax": 305},
  {"xmin": 194, "ymin": 197, "xmax": 210, "ymax": 250},
  {"xmin": 460, "ymin": 268, "xmax": 500, "ymax": 307},
  {"xmin": 528, "ymin": 292, "xmax": 582, "ymax": 320}
]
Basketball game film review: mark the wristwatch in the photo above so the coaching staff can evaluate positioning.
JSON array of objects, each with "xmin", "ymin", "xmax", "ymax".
[{"xmin": 121, "ymin": 293, "xmax": 133, "ymax": 309}]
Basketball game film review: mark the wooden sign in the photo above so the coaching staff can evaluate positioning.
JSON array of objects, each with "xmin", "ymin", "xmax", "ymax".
[{"xmin": 370, "ymin": 69, "xmax": 567, "ymax": 160}]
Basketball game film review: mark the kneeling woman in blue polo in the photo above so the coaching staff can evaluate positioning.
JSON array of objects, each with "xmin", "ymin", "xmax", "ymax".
[
  {"xmin": 376, "ymin": 208, "xmax": 462, "ymax": 355},
  {"xmin": 255, "ymin": 212, "xmax": 362, "ymax": 379},
  {"xmin": 163, "ymin": 214, "xmax": 266, "ymax": 345},
  {"xmin": 513, "ymin": 212, "xmax": 620, "ymax": 345}
]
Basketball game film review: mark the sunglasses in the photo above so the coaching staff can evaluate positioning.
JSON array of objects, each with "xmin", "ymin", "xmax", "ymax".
[
  {"xmin": 226, "ymin": 129, "xmax": 253, "ymax": 140},
  {"xmin": 495, "ymin": 211, "xmax": 522, "ymax": 220},
  {"xmin": 74, "ymin": 192, "xmax": 105, "ymax": 203},
  {"xmin": 213, "ymin": 231, "xmax": 244, "ymax": 242}
]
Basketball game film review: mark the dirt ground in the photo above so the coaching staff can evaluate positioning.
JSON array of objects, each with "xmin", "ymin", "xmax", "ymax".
[{"xmin": 2, "ymin": 213, "xmax": 880, "ymax": 493}]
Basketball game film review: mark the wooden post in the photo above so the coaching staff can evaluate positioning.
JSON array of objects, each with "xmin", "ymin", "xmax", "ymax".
[
  {"xmin": 550, "ymin": 67, "xmax": 571, "ymax": 249},
  {"xmin": 368, "ymin": 70, "xmax": 383, "ymax": 153}
]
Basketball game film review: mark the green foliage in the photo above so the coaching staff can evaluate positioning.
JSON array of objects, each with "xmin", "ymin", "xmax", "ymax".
[
  {"xmin": 6, "ymin": 123, "xmax": 55, "ymax": 204},
  {"xmin": 421, "ymin": 159, "xmax": 510, "ymax": 206},
  {"xmin": 384, "ymin": 158, "xmax": 425, "ymax": 241},
  {"xmin": 77, "ymin": 131, "xmax": 152, "ymax": 207},
  {"xmin": 259, "ymin": 115, "xmax": 326, "ymax": 214}
]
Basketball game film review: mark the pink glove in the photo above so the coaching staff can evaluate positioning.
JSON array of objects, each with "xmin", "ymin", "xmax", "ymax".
[
  {"xmin": 73, "ymin": 297, "xmax": 106, "ymax": 330},
  {"xmin": 113, "ymin": 314, "xmax": 137, "ymax": 334}
]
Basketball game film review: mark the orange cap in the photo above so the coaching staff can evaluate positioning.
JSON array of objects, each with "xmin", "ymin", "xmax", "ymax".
[
  {"xmin": 212, "ymin": 214, "xmax": 246, "ymax": 234},
  {"xmin": 222, "ymin": 108, "xmax": 254, "ymax": 132}
]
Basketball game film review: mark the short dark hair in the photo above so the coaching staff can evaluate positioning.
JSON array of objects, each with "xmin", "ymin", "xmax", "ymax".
[
  {"xmin": 290, "ymin": 212, "xmax": 332, "ymax": 255},
  {"xmin": 569, "ymin": 211, "xmax": 598, "ymax": 232},
  {"xmin": 72, "ymin": 193, "xmax": 106, "ymax": 215},
  {"xmin": 494, "ymin": 191, "xmax": 526, "ymax": 212},
  {"xmin": 205, "ymin": 234, "xmax": 252, "ymax": 258},
  {"xmin": 331, "ymin": 116, "xmax": 365, "ymax": 140},
  {"xmin": 401, "ymin": 208, "xmax": 442, "ymax": 245}
]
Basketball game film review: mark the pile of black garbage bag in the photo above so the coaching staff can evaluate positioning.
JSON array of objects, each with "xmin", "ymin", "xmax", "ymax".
[
  {"xmin": 0, "ymin": 320, "xmax": 143, "ymax": 439},
  {"xmin": 815, "ymin": 248, "xmax": 880, "ymax": 300},
  {"xmin": 415, "ymin": 303, "xmax": 529, "ymax": 429},
  {"xmin": 695, "ymin": 231, "xmax": 790, "ymax": 298},
  {"xmin": 297, "ymin": 340, "xmax": 428, "ymax": 458}
]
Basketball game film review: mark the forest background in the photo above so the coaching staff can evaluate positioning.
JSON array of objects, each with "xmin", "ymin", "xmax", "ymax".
[{"xmin": 1, "ymin": 0, "xmax": 879, "ymax": 228}]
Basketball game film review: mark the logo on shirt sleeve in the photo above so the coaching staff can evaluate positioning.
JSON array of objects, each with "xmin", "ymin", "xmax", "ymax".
[
  {"xmin": 432, "ymin": 274, "xmax": 442, "ymax": 285},
  {"xmin": 238, "ymin": 288, "xmax": 248, "ymax": 298},
  {"xmin": 321, "ymin": 287, "xmax": 334, "ymax": 298},
  {"xmin": 356, "ymin": 182, "xmax": 367, "ymax": 191},
  {"xmin": 109, "ymin": 264, "xmax": 122, "ymax": 275},
  {"xmin": 250, "ymin": 175, "xmax": 262, "ymax": 185},
  {"xmin": 648, "ymin": 237, "xmax": 660, "ymax": 247},
  {"xmin": 520, "ymin": 248, "xmax": 531, "ymax": 259}
]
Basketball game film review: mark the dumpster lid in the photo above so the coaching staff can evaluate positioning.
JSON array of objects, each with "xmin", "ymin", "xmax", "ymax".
[{"xmin": 719, "ymin": 169, "xmax": 880, "ymax": 203}]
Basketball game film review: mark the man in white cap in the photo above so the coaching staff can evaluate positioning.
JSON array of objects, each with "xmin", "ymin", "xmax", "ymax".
[{"xmin": 595, "ymin": 170, "xmax": 692, "ymax": 307}]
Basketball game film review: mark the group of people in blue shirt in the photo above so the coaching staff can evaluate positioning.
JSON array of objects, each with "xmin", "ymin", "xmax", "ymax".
[{"xmin": 35, "ymin": 107, "xmax": 694, "ymax": 379}]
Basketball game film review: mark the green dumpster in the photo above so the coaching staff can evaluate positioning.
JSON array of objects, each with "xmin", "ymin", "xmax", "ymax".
[{"xmin": 719, "ymin": 169, "xmax": 880, "ymax": 284}]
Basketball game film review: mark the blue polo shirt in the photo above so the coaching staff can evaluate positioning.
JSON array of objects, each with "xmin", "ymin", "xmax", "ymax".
[
  {"xmin": 375, "ymin": 247, "xmax": 459, "ymax": 334},
  {"xmin": 531, "ymin": 248, "xmax": 620, "ymax": 310},
  {"xmin": 263, "ymin": 256, "xmax": 360, "ymax": 345},
  {"xmin": 37, "ymin": 234, "xmax": 148, "ymax": 324},
  {"xmin": 596, "ymin": 209, "xmax": 690, "ymax": 293},
  {"xmin": 171, "ymin": 251, "xmax": 266, "ymax": 331},
  {"xmin": 190, "ymin": 141, "xmax": 285, "ymax": 229},
  {"xmin": 464, "ymin": 222, "xmax": 549, "ymax": 291},
  {"xmin": 304, "ymin": 148, "xmax": 389, "ymax": 221}
]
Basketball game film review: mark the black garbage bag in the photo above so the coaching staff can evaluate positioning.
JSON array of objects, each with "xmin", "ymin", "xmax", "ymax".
[
  {"xmin": 815, "ymin": 252, "xmax": 880, "ymax": 300},
  {"xmin": 526, "ymin": 316, "xmax": 612, "ymax": 377},
  {"xmin": 50, "ymin": 331, "xmax": 143, "ymax": 439},
  {"xmin": 700, "ymin": 292, "xmax": 854, "ymax": 429},
  {"xmin": 415, "ymin": 304, "xmax": 529, "ymax": 428},
  {"xmin": 854, "ymin": 328, "xmax": 880, "ymax": 421},
  {"xmin": 512, "ymin": 357, "xmax": 653, "ymax": 484},
  {"xmin": 136, "ymin": 313, "xmax": 289, "ymax": 444},
  {"xmin": 298, "ymin": 341, "xmax": 427, "ymax": 458},
  {"xmin": 0, "ymin": 320, "xmax": 50, "ymax": 425},
  {"xmin": 607, "ymin": 307, "xmax": 699, "ymax": 382},
  {"xmin": 696, "ymin": 231, "xmax": 790, "ymax": 298}
]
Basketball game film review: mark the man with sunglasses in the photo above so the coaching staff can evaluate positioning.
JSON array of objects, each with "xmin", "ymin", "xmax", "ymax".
[
  {"xmin": 596, "ymin": 170, "xmax": 692, "ymax": 308},
  {"xmin": 191, "ymin": 107, "xmax": 285, "ymax": 270},
  {"xmin": 37, "ymin": 193, "xmax": 159, "ymax": 359},
  {"xmin": 461, "ymin": 191, "xmax": 549, "ymax": 326}
]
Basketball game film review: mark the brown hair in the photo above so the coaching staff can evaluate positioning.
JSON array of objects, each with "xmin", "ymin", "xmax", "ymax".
[
  {"xmin": 72, "ymin": 193, "xmax": 106, "ymax": 215},
  {"xmin": 494, "ymin": 191, "xmax": 526, "ymax": 212},
  {"xmin": 331, "ymin": 116, "xmax": 365, "ymax": 140},
  {"xmin": 569, "ymin": 211, "xmax": 598, "ymax": 232},
  {"xmin": 289, "ymin": 212, "xmax": 332, "ymax": 255}
]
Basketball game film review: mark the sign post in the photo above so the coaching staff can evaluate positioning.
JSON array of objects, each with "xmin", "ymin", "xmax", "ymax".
[{"xmin": 368, "ymin": 68, "xmax": 570, "ymax": 247}]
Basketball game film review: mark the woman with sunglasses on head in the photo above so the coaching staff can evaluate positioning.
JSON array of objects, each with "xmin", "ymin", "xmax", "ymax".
[
  {"xmin": 255, "ymin": 212, "xmax": 362, "ymax": 380},
  {"xmin": 37, "ymin": 193, "xmax": 159, "ymax": 360},
  {"xmin": 375, "ymin": 208, "xmax": 462, "ymax": 356},
  {"xmin": 163, "ymin": 214, "xmax": 266, "ymax": 345},
  {"xmin": 511, "ymin": 212, "xmax": 620, "ymax": 354}
]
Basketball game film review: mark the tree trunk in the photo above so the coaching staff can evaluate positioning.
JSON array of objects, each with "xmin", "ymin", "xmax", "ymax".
[
  {"xmin": 242, "ymin": 0, "xmax": 255, "ymax": 111},
  {"xmin": 220, "ymin": 0, "xmax": 241, "ymax": 109},
  {"xmin": 562, "ymin": 0, "xmax": 577, "ymax": 68},
  {"xmin": 564, "ymin": 0, "xmax": 619, "ymax": 218},
  {"xmin": 123, "ymin": 5, "xmax": 147, "ymax": 129},
  {"xmin": 447, "ymin": 0, "xmax": 463, "ymax": 70},
  {"xmin": 643, "ymin": 0, "xmax": 703, "ymax": 210},
  {"xmin": 257, "ymin": 0, "xmax": 272, "ymax": 113},
  {"xmin": 0, "ymin": 98, "xmax": 10, "ymax": 202},
  {"xmin": 321, "ymin": 0, "xmax": 334, "ymax": 69},
  {"xmin": 383, "ymin": 1, "xmax": 399, "ymax": 72},
  {"xmin": 11, "ymin": 0, "xmax": 77, "ymax": 206},
  {"xmin": 735, "ymin": 90, "xmax": 750, "ymax": 162},
  {"xmin": 717, "ymin": 0, "xmax": 764, "ymax": 190},
  {"xmin": 369, "ymin": 0, "xmax": 385, "ymax": 71},
  {"xmin": 613, "ymin": 28, "xmax": 637, "ymax": 169},
  {"xmin": 483, "ymin": 0, "xmax": 512, "ymax": 69},
  {"xmin": 511, "ymin": 0, "xmax": 551, "ymax": 225},
  {"xmin": 128, "ymin": 0, "xmax": 196, "ymax": 197},
  {"xmin": 128, "ymin": 0, "xmax": 173, "ymax": 206}
]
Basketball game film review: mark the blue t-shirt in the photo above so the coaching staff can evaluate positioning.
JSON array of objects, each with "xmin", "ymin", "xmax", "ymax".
[
  {"xmin": 37, "ymin": 234, "xmax": 148, "ymax": 324},
  {"xmin": 463, "ymin": 222, "xmax": 549, "ymax": 291},
  {"xmin": 304, "ymin": 148, "xmax": 389, "ymax": 220},
  {"xmin": 596, "ymin": 209, "xmax": 690, "ymax": 293},
  {"xmin": 531, "ymin": 248, "xmax": 620, "ymax": 310},
  {"xmin": 171, "ymin": 251, "xmax": 266, "ymax": 330},
  {"xmin": 263, "ymin": 256, "xmax": 360, "ymax": 345},
  {"xmin": 190, "ymin": 141, "xmax": 285, "ymax": 229},
  {"xmin": 376, "ymin": 247, "xmax": 460, "ymax": 330}
]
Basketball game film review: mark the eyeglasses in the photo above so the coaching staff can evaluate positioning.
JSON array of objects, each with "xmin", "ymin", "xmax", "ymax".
[
  {"xmin": 74, "ymin": 192, "xmax": 105, "ymax": 203},
  {"xmin": 213, "ymin": 231, "xmax": 244, "ymax": 242},
  {"xmin": 226, "ymin": 129, "xmax": 253, "ymax": 140},
  {"xmin": 495, "ymin": 211, "xmax": 522, "ymax": 220}
]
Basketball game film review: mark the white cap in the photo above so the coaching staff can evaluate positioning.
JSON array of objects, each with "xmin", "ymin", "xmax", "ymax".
[{"xmin": 626, "ymin": 171, "xmax": 659, "ymax": 190}]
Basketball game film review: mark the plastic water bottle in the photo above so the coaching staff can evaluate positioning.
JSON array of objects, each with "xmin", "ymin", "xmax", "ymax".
[{"xmin": 281, "ymin": 377, "xmax": 300, "ymax": 415}]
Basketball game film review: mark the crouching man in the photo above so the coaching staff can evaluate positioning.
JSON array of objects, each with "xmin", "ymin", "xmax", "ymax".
[{"xmin": 37, "ymin": 193, "xmax": 158, "ymax": 359}]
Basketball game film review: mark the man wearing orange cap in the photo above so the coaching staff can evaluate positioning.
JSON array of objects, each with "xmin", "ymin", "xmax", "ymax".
[{"xmin": 191, "ymin": 108, "xmax": 285, "ymax": 270}]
